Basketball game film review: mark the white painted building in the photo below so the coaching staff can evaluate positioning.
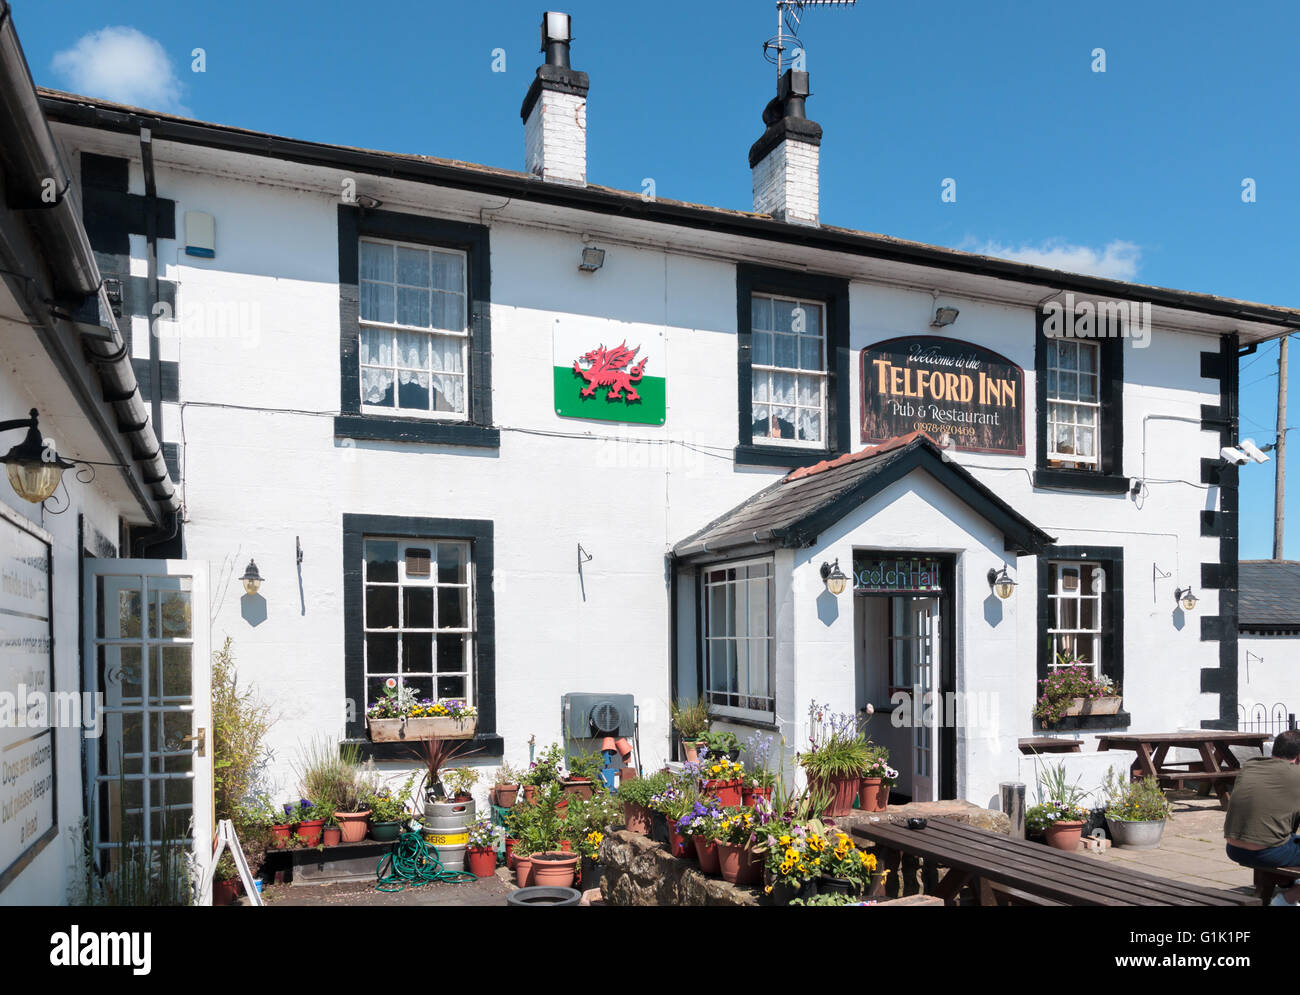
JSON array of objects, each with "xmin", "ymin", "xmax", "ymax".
[{"xmin": 4, "ymin": 9, "xmax": 1300, "ymax": 903}]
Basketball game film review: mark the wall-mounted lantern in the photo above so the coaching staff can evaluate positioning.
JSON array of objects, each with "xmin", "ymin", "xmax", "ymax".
[
  {"xmin": 0, "ymin": 409, "xmax": 74, "ymax": 504},
  {"xmin": 240, "ymin": 559, "xmax": 265, "ymax": 595},
  {"xmin": 1174, "ymin": 586, "xmax": 1198, "ymax": 612},
  {"xmin": 820, "ymin": 558, "xmax": 848, "ymax": 596},
  {"xmin": 987, "ymin": 564, "xmax": 1016, "ymax": 600}
]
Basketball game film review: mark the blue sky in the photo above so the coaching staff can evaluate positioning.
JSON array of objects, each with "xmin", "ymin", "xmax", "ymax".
[{"xmin": 13, "ymin": 0, "xmax": 1299, "ymax": 558}]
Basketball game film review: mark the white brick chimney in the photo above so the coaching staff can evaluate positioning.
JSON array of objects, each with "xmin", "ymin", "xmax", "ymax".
[
  {"xmin": 521, "ymin": 11, "xmax": 589, "ymax": 185},
  {"xmin": 750, "ymin": 70, "xmax": 822, "ymax": 226}
]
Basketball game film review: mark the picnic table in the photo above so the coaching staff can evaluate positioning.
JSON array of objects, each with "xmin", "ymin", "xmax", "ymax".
[
  {"xmin": 850, "ymin": 817, "xmax": 1253, "ymax": 906},
  {"xmin": 1096, "ymin": 731, "xmax": 1268, "ymax": 809}
]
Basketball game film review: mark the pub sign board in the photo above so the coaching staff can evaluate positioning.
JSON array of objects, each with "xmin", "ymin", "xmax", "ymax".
[
  {"xmin": 860, "ymin": 337, "xmax": 1025, "ymax": 456},
  {"xmin": 853, "ymin": 555, "xmax": 943, "ymax": 594}
]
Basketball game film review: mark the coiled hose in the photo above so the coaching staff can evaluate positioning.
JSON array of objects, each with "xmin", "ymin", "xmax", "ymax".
[{"xmin": 375, "ymin": 830, "xmax": 478, "ymax": 892}]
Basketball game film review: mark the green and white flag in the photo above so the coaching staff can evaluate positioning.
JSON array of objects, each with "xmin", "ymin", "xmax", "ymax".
[{"xmin": 553, "ymin": 316, "xmax": 665, "ymax": 424}]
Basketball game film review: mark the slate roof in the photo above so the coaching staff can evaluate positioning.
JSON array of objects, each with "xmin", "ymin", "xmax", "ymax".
[
  {"xmin": 672, "ymin": 433, "xmax": 1054, "ymax": 563},
  {"xmin": 1239, "ymin": 561, "xmax": 1300, "ymax": 630}
]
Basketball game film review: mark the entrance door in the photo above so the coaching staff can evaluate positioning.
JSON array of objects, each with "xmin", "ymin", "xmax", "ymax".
[
  {"xmin": 890, "ymin": 596, "xmax": 941, "ymax": 802},
  {"xmin": 83, "ymin": 559, "xmax": 211, "ymax": 903}
]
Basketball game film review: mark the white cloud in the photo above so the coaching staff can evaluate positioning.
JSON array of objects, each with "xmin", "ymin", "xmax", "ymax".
[
  {"xmin": 51, "ymin": 27, "xmax": 188, "ymax": 114},
  {"xmin": 965, "ymin": 238, "xmax": 1142, "ymax": 281}
]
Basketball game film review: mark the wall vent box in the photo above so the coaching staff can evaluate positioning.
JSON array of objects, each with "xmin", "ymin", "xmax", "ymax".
[
  {"xmin": 562, "ymin": 693, "xmax": 635, "ymax": 739},
  {"xmin": 184, "ymin": 211, "xmax": 215, "ymax": 258}
]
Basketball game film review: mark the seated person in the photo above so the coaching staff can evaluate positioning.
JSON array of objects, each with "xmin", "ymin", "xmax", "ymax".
[{"xmin": 1224, "ymin": 729, "xmax": 1300, "ymax": 905}]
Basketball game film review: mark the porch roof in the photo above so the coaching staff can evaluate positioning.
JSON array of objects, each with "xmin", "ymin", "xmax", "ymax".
[
  {"xmin": 1239, "ymin": 560, "xmax": 1300, "ymax": 631},
  {"xmin": 672, "ymin": 432, "xmax": 1055, "ymax": 563}
]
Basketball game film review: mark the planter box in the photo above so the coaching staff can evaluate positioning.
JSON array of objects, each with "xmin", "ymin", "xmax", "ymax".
[
  {"xmin": 1106, "ymin": 817, "xmax": 1167, "ymax": 849},
  {"xmin": 366, "ymin": 716, "xmax": 477, "ymax": 741},
  {"xmin": 1063, "ymin": 696, "xmax": 1122, "ymax": 717}
]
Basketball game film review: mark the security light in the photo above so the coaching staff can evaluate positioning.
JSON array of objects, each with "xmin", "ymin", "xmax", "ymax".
[
  {"xmin": 0, "ymin": 408, "xmax": 74, "ymax": 504},
  {"xmin": 931, "ymin": 306, "xmax": 960, "ymax": 328},
  {"xmin": 1238, "ymin": 439, "xmax": 1271, "ymax": 464},
  {"xmin": 579, "ymin": 246, "xmax": 606, "ymax": 272},
  {"xmin": 1220, "ymin": 446, "xmax": 1248, "ymax": 465},
  {"xmin": 240, "ymin": 559, "xmax": 265, "ymax": 595},
  {"xmin": 820, "ymin": 558, "xmax": 848, "ymax": 596},
  {"xmin": 987, "ymin": 565, "xmax": 1016, "ymax": 600}
]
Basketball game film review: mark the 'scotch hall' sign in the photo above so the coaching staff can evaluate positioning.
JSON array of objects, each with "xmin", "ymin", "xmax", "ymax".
[{"xmin": 860, "ymin": 337, "xmax": 1024, "ymax": 456}]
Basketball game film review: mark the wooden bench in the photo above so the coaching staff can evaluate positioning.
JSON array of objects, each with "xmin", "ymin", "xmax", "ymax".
[{"xmin": 1254, "ymin": 866, "xmax": 1300, "ymax": 905}]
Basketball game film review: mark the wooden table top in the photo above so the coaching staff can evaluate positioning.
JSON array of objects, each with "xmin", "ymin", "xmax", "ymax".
[
  {"xmin": 1098, "ymin": 732, "xmax": 1269, "ymax": 746},
  {"xmin": 850, "ymin": 817, "xmax": 1253, "ymax": 907}
]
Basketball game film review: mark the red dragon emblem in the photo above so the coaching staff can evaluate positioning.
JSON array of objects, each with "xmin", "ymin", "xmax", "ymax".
[{"xmin": 572, "ymin": 342, "xmax": 648, "ymax": 402}]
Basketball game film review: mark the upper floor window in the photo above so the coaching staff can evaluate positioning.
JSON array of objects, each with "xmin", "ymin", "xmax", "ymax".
[
  {"xmin": 750, "ymin": 294, "xmax": 826, "ymax": 447},
  {"xmin": 359, "ymin": 238, "xmax": 468, "ymax": 419},
  {"xmin": 1045, "ymin": 339, "xmax": 1100, "ymax": 469}
]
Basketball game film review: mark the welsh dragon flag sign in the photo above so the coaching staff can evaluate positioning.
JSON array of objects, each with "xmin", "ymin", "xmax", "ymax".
[{"xmin": 553, "ymin": 316, "xmax": 666, "ymax": 424}]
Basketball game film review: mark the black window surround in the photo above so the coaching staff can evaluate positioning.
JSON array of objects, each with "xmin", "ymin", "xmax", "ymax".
[
  {"xmin": 343, "ymin": 513, "xmax": 501, "ymax": 760},
  {"xmin": 1033, "ymin": 312, "xmax": 1127, "ymax": 494},
  {"xmin": 336, "ymin": 206, "xmax": 498, "ymax": 449},
  {"xmin": 1034, "ymin": 545, "xmax": 1129, "ymax": 732},
  {"xmin": 735, "ymin": 263, "xmax": 851, "ymax": 468}
]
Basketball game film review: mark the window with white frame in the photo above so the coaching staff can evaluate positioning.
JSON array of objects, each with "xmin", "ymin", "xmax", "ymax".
[
  {"xmin": 750, "ymin": 294, "xmax": 826, "ymax": 446},
  {"xmin": 1046, "ymin": 561, "xmax": 1105, "ymax": 675},
  {"xmin": 358, "ymin": 238, "xmax": 468, "ymax": 418},
  {"xmin": 1045, "ymin": 339, "xmax": 1100, "ymax": 468},
  {"xmin": 702, "ymin": 560, "xmax": 774, "ymax": 716},
  {"xmin": 362, "ymin": 538, "xmax": 474, "ymax": 705}
]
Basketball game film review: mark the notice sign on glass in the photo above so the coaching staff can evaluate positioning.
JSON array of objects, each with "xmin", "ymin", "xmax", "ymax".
[
  {"xmin": 0, "ymin": 512, "xmax": 55, "ymax": 892},
  {"xmin": 853, "ymin": 556, "xmax": 943, "ymax": 594},
  {"xmin": 860, "ymin": 337, "xmax": 1025, "ymax": 456}
]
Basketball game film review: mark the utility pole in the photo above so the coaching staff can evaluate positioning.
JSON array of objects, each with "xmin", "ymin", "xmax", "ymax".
[{"xmin": 1275, "ymin": 335, "xmax": 1289, "ymax": 560}]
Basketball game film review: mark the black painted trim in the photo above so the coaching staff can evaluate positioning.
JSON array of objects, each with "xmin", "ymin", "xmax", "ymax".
[
  {"xmin": 131, "ymin": 358, "xmax": 179, "ymax": 403},
  {"xmin": 1034, "ymin": 312, "xmax": 1124, "ymax": 485},
  {"xmin": 1034, "ymin": 711, "xmax": 1132, "ymax": 733},
  {"xmin": 337, "ymin": 206, "xmax": 495, "ymax": 448},
  {"xmin": 1036, "ymin": 545, "xmax": 1125, "ymax": 693},
  {"xmin": 342, "ymin": 513, "xmax": 496, "ymax": 744},
  {"xmin": 735, "ymin": 263, "xmax": 850, "ymax": 467}
]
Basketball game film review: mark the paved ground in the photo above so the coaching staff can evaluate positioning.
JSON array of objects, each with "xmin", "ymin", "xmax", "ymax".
[
  {"xmin": 259, "ymin": 866, "xmax": 515, "ymax": 906},
  {"xmin": 1091, "ymin": 791, "xmax": 1257, "ymax": 898}
]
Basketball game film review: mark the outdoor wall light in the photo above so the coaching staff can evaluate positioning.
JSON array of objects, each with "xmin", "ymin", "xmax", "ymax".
[
  {"xmin": 240, "ymin": 559, "xmax": 265, "ymax": 595},
  {"xmin": 0, "ymin": 408, "xmax": 74, "ymax": 504},
  {"xmin": 820, "ymin": 558, "xmax": 848, "ymax": 596},
  {"xmin": 1174, "ymin": 586, "xmax": 1199, "ymax": 612},
  {"xmin": 988, "ymin": 565, "xmax": 1017, "ymax": 600},
  {"xmin": 931, "ymin": 306, "xmax": 960, "ymax": 328},
  {"xmin": 578, "ymin": 246, "xmax": 606, "ymax": 272}
]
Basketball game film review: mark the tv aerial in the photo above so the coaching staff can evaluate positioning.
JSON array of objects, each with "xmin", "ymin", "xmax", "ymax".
[{"xmin": 763, "ymin": 1, "xmax": 856, "ymax": 81}]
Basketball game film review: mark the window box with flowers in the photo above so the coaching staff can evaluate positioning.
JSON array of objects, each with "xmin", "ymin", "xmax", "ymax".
[
  {"xmin": 365, "ymin": 680, "xmax": 478, "ymax": 741},
  {"xmin": 1033, "ymin": 657, "xmax": 1122, "ymax": 728}
]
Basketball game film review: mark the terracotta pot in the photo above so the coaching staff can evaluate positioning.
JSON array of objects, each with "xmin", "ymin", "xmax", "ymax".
[
  {"xmin": 496, "ymin": 784, "xmax": 520, "ymax": 807},
  {"xmin": 212, "ymin": 878, "xmax": 242, "ymax": 906},
  {"xmin": 693, "ymin": 835, "xmax": 721, "ymax": 875},
  {"xmin": 704, "ymin": 779, "xmax": 742, "ymax": 807},
  {"xmin": 858, "ymin": 776, "xmax": 891, "ymax": 813},
  {"xmin": 623, "ymin": 802, "xmax": 652, "ymax": 835},
  {"xmin": 514, "ymin": 854, "xmax": 534, "ymax": 887},
  {"xmin": 466, "ymin": 845, "xmax": 497, "ymax": 878},
  {"xmin": 523, "ymin": 785, "xmax": 538, "ymax": 804},
  {"xmin": 717, "ymin": 842, "xmax": 763, "ymax": 885},
  {"xmin": 270, "ymin": 824, "xmax": 292, "ymax": 846},
  {"xmin": 531, "ymin": 851, "xmax": 579, "ymax": 888},
  {"xmin": 505, "ymin": 836, "xmax": 518, "ymax": 868},
  {"xmin": 666, "ymin": 818, "xmax": 690, "ymax": 858},
  {"xmin": 1044, "ymin": 820, "xmax": 1086, "ymax": 851},
  {"xmin": 296, "ymin": 818, "xmax": 325, "ymax": 846},
  {"xmin": 334, "ymin": 810, "xmax": 371, "ymax": 844},
  {"xmin": 741, "ymin": 784, "xmax": 772, "ymax": 807},
  {"xmin": 682, "ymin": 740, "xmax": 702, "ymax": 762},
  {"xmin": 618, "ymin": 767, "xmax": 637, "ymax": 783},
  {"xmin": 323, "ymin": 825, "xmax": 342, "ymax": 846},
  {"xmin": 812, "ymin": 774, "xmax": 861, "ymax": 818},
  {"xmin": 562, "ymin": 778, "xmax": 594, "ymax": 800}
]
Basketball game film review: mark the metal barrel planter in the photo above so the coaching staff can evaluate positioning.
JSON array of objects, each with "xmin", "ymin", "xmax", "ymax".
[
  {"xmin": 1106, "ymin": 818, "xmax": 1167, "ymax": 849},
  {"xmin": 422, "ymin": 798, "xmax": 475, "ymax": 871}
]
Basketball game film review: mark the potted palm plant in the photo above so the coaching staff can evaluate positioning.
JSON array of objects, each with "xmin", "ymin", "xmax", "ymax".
[
  {"xmin": 670, "ymin": 697, "xmax": 711, "ymax": 762},
  {"xmin": 1102, "ymin": 768, "xmax": 1174, "ymax": 848}
]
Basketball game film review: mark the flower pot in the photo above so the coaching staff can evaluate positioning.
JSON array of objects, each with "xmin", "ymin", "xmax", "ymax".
[
  {"xmin": 717, "ymin": 842, "xmax": 763, "ymax": 885},
  {"xmin": 466, "ymin": 845, "xmax": 498, "ymax": 877},
  {"xmin": 693, "ymin": 835, "xmax": 721, "ymax": 875},
  {"xmin": 812, "ymin": 773, "xmax": 861, "ymax": 818},
  {"xmin": 1106, "ymin": 817, "xmax": 1167, "ymax": 849},
  {"xmin": 369, "ymin": 820, "xmax": 404, "ymax": 842},
  {"xmin": 212, "ymin": 879, "xmax": 242, "ymax": 906},
  {"xmin": 366, "ymin": 715, "xmax": 477, "ymax": 742},
  {"xmin": 768, "ymin": 876, "xmax": 817, "ymax": 906},
  {"xmin": 650, "ymin": 810, "xmax": 669, "ymax": 845},
  {"xmin": 323, "ymin": 825, "xmax": 342, "ymax": 846},
  {"xmin": 531, "ymin": 851, "xmax": 579, "ymax": 888},
  {"xmin": 741, "ymin": 785, "xmax": 772, "ymax": 807},
  {"xmin": 1044, "ymin": 820, "xmax": 1085, "ymax": 851},
  {"xmin": 682, "ymin": 740, "xmax": 703, "ymax": 762},
  {"xmin": 505, "ymin": 837, "xmax": 518, "ymax": 868},
  {"xmin": 704, "ymin": 779, "xmax": 742, "ymax": 807},
  {"xmin": 818, "ymin": 874, "xmax": 862, "ymax": 896},
  {"xmin": 523, "ymin": 785, "xmax": 538, "ymax": 804},
  {"xmin": 618, "ymin": 767, "xmax": 637, "ymax": 784},
  {"xmin": 296, "ymin": 818, "xmax": 325, "ymax": 846},
  {"xmin": 515, "ymin": 854, "xmax": 534, "ymax": 887},
  {"xmin": 1063, "ymin": 696, "xmax": 1122, "ymax": 717},
  {"xmin": 561, "ymin": 778, "xmax": 594, "ymax": 800},
  {"xmin": 623, "ymin": 802, "xmax": 652, "ymax": 835},
  {"xmin": 495, "ymin": 784, "xmax": 520, "ymax": 807},
  {"xmin": 334, "ymin": 810, "xmax": 370, "ymax": 844},
  {"xmin": 858, "ymin": 777, "xmax": 890, "ymax": 812},
  {"xmin": 578, "ymin": 856, "xmax": 606, "ymax": 890},
  {"xmin": 666, "ymin": 819, "xmax": 690, "ymax": 858},
  {"xmin": 270, "ymin": 824, "xmax": 292, "ymax": 845}
]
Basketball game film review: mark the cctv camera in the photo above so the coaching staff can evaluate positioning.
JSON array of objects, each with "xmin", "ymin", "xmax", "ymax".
[
  {"xmin": 1239, "ymin": 439, "xmax": 1272, "ymax": 464},
  {"xmin": 1220, "ymin": 446, "xmax": 1248, "ymax": 465}
]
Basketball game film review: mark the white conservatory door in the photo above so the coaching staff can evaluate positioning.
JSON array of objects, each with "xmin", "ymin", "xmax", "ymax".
[{"xmin": 909, "ymin": 597, "xmax": 941, "ymax": 803}]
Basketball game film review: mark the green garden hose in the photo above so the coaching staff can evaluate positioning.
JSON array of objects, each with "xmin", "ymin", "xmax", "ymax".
[{"xmin": 375, "ymin": 830, "xmax": 477, "ymax": 892}]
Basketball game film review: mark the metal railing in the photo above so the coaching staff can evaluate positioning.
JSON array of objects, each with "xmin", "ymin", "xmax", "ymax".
[{"xmin": 1237, "ymin": 702, "xmax": 1296, "ymax": 736}]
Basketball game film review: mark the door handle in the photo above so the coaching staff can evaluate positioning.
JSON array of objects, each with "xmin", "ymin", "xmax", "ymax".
[{"xmin": 183, "ymin": 727, "xmax": 207, "ymax": 758}]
